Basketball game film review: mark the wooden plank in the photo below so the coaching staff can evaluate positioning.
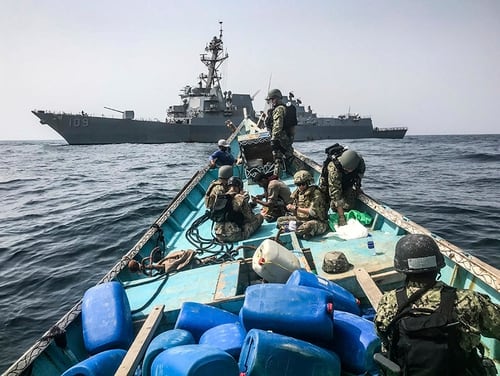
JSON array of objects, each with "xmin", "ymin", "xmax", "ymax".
[
  {"xmin": 289, "ymin": 232, "xmax": 312, "ymax": 272},
  {"xmin": 355, "ymin": 267, "xmax": 383, "ymax": 309},
  {"xmin": 115, "ymin": 305, "xmax": 165, "ymax": 376}
]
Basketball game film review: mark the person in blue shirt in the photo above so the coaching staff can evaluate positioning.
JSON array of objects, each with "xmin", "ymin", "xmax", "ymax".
[{"xmin": 209, "ymin": 139, "xmax": 235, "ymax": 168}]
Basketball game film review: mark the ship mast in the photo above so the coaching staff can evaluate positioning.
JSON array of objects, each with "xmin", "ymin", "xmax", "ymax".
[{"xmin": 199, "ymin": 21, "xmax": 228, "ymax": 91}]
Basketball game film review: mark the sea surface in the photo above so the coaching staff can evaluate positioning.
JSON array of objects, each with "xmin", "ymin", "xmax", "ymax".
[{"xmin": 0, "ymin": 134, "xmax": 499, "ymax": 373}]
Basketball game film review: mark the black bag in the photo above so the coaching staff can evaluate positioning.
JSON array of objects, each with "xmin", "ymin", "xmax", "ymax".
[
  {"xmin": 209, "ymin": 194, "xmax": 232, "ymax": 223},
  {"xmin": 387, "ymin": 286, "xmax": 470, "ymax": 376},
  {"xmin": 284, "ymin": 102, "xmax": 297, "ymax": 129}
]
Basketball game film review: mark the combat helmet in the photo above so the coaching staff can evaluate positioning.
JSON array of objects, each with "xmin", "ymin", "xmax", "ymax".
[
  {"xmin": 227, "ymin": 176, "xmax": 243, "ymax": 189},
  {"xmin": 218, "ymin": 165, "xmax": 233, "ymax": 179},
  {"xmin": 338, "ymin": 150, "xmax": 360, "ymax": 171},
  {"xmin": 394, "ymin": 234, "xmax": 445, "ymax": 274},
  {"xmin": 265, "ymin": 89, "xmax": 283, "ymax": 101},
  {"xmin": 293, "ymin": 170, "xmax": 313, "ymax": 185}
]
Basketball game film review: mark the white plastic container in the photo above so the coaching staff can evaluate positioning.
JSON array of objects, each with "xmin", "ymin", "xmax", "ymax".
[{"xmin": 252, "ymin": 239, "xmax": 301, "ymax": 283}]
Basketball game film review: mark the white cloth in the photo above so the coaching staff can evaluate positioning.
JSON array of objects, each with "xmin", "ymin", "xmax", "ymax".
[{"xmin": 334, "ymin": 218, "xmax": 368, "ymax": 240}]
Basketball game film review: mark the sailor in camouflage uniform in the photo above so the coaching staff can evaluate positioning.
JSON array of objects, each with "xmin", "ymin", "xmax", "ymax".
[
  {"xmin": 265, "ymin": 89, "xmax": 294, "ymax": 177},
  {"xmin": 204, "ymin": 165, "xmax": 233, "ymax": 209},
  {"xmin": 276, "ymin": 170, "xmax": 329, "ymax": 240},
  {"xmin": 214, "ymin": 176, "xmax": 263, "ymax": 242},
  {"xmin": 375, "ymin": 234, "xmax": 500, "ymax": 375},
  {"xmin": 319, "ymin": 148, "xmax": 365, "ymax": 226},
  {"xmin": 251, "ymin": 172, "xmax": 292, "ymax": 222}
]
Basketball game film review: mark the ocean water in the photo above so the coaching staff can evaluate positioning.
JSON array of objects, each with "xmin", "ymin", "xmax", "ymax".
[{"xmin": 0, "ymin": 135, "xmax": 499, "ymax": 372}]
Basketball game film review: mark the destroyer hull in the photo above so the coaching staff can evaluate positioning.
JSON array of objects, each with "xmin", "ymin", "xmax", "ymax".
[{"xmin": 33, "ymin": 111, "xmax": 407, "ymax": 145}]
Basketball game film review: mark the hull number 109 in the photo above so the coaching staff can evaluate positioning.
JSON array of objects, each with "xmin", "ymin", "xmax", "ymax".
[{"xmin": 69, "ymin": 117, "xmax": 89, "ymax": 127}]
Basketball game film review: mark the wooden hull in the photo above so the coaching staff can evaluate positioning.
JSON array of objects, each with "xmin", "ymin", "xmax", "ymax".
[{"xmin": 5, "ymin": 119, "xmax": 498, "ymax": 376}]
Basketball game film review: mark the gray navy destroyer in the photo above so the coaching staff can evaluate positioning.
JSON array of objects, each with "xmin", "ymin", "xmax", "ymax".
[{"xmin": 32, "ymin": 24, "xmax": 407, "ymax": 145}]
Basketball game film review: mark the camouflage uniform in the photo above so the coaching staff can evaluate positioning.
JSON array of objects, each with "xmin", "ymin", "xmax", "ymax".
[
  {"xmin": 204, "ymin": 179, "xmax": 227, "ymax": 209},
  {"xmin": 214, "ymin": 193, "xmax": 264, "ymax": 242},
  {"xmin": 277, "ymin": 185, "xmax": 329, "ymax": 239},
  {"xmin": 261, "ymin": 178, "xmax": 292, "ymax": 220},
  {"xmin": 375, "ymin": 281, "xmax": 500, "ymax": 353},
  {"xmin": 270, "ymin": 105, "xmax": 294, "ymax": 177},
  {"xmin": 319, "ymin": 158, "xmax": 364, "ymax": 211}
]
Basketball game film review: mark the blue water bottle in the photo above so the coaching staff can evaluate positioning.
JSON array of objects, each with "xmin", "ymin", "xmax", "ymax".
[{"xmin": 367, "ymin": 234, "xmax": 376, "ymax": 256}]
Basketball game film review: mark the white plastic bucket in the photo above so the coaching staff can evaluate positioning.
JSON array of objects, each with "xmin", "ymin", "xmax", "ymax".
[{"xmin": 252, "ymin": 239, "xmax": 301, "ymax": 283}]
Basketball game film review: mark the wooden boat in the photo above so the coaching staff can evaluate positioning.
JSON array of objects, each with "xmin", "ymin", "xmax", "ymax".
[{"xmin": 5, "ymin": 117, "xmax": 498, "ymax": 376}]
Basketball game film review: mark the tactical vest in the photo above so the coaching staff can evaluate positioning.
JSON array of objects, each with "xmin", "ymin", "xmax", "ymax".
[
  {"xmin": 209, "ymin": 193, "xmax": 244, "ymax": 227},
  {"xmin": 386, "ymin": 286, "xmax": 477, "ymax": 376},
  {"xmin": 204, "ymin": 180, "xmax": 224, "ymax": 208}
]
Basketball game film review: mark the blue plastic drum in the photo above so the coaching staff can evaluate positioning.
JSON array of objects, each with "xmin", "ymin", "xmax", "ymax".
[
  {"xmin": 82, "ymin": 281, "xmax": 133, "ymax": 354},
  {"xmin": 239, "ymin": 329, "xmax": 340, "ymax": 376},
  {"xmin": 330, "ymin": 311, "xmax": 381, "ymax": 374},
  {"xmin": 240, "ymin": 284, "xmax": 335, "ymax": 343},
  {"xmin": 286, "ymin": 269, "xmax": 361, "ymax": 315},
  {"xmin": 199, "ymin": 322, "xmax": 247, "ymax": 358},
  {"xmin": 62, "ymin": 349, "xmax": 126, "ymax": 376},
  {"xmin": 150, "ymin": 344, "xmax": 239, "ymax": 376},
  {"xmin": 174, "ymin": 302, "xmax": 239, "ymax": 341},
  {"xmin": 142, "ymin": 329, "xmax": 195, "ymax": 376}
]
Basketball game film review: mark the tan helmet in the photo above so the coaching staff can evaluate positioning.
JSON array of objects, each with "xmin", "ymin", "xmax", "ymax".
[
  {"xmin": 265, "ymin": 89, "xmax": 283, "ymax": 101},
  {"xmin": 338, "ymin": 150, "xmax": 360, "ymax": 171},
  {"xmin": 293, "ymin": 170, "xmax": 313, "ymax": 185},
  {"xmin": 218, "ymin": 165, "xmax": 233, "ymax": 179}
]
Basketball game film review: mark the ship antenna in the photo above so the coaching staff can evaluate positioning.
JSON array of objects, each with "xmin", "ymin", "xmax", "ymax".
[{"xmin": 199, "ymin": 22, "xmax": 228, "ymax": 91}]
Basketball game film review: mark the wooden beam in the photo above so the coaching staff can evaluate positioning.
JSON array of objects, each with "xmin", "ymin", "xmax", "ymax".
[
  {"xmin": 354, "ymin": 267, "xmax": 383, "ymax": 309},
  {"xmin": 115, "ymin": 305, "xmax": 165, "ymax": 376},
  {"xmin": 289, "ymin": 232, "xmax": 312, "ymax": 272}
]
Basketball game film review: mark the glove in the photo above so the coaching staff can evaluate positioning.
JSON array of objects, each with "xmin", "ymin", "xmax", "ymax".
[{"xmin": 271, "ymin": 139, "xmax": 282, "ymax": 151}]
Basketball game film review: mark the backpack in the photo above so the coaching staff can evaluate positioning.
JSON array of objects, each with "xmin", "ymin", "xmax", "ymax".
[
  {"xmin": 386, "ymin": 286, "xmax": 470, "ymax": 376},
  {"xmin": 208, "ymin": 194, "xmax": 244, "ymax": 227},
  {"xmin": 209, "ymin": 193, "xmax": 232, "ymax": 222},
  {"xmin": 284, "ymin": 102, "xmax": 297, "ymax": 129},
  {"xmin": 265, "ymin": 103, "xmax": 297, "ymax": 133},
  {"xmin": 319, "ymin": 143, "xmax": 347, "ymax": 197}
]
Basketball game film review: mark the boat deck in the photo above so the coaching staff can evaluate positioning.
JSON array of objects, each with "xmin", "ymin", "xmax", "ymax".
[{"xmin": 122, "ymin": 169, "xmax": 405, "ymax": 322}]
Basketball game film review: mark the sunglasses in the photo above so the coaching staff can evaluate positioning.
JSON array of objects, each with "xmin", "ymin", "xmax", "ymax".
[{"xmin": 295, "ymin": 182, "xmax": 307, "ymax": 187}]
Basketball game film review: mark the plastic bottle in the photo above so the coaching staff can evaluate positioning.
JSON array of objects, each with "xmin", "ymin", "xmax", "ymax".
[{"xmin": 367, "ymin": 234, "xmax": 376, "ymax": 256}]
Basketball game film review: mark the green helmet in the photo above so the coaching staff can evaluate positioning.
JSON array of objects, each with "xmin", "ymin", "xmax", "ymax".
[
  {"xmin": 394, "ymin": 234, "xmax": 445, "ymax": 274},
  {"xmin": 218, "ymin": 165, "xmax": 233, "ymax": 179},
  {"xmin": 265, "ymin": 89, "xmax": 283, "ymax": 101},
  {"xmin": 293, "ymin": 170, "xmax": 313, "ymax": 185},
  {"xmin": 338, "ymin": 150, "xmax": 360, "ymax": 171}
]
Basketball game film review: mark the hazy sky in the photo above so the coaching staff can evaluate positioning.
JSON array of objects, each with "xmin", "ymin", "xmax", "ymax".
[{"xmin": 1, "ymin": 0, "xmax": 499, "ymax": 140}]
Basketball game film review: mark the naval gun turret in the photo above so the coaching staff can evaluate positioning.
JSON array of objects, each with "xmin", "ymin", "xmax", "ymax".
[{"xmin": 104, "ymin": 106, "xmax": 135, "ymax": 120}]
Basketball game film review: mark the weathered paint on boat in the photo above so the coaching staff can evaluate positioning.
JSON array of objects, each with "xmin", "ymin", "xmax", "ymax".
[{"xmin": 4, "ymin": 118, "xmax": 498, "ymax": 376}]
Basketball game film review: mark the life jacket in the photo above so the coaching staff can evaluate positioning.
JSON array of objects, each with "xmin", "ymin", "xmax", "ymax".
[
  {"xmin": 385, "ymin": 285, "xmax": 480, "ymax": 376},
  {"xmin": 209, "ymin": 193, "xmax": 244, "ymax": 227}
]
